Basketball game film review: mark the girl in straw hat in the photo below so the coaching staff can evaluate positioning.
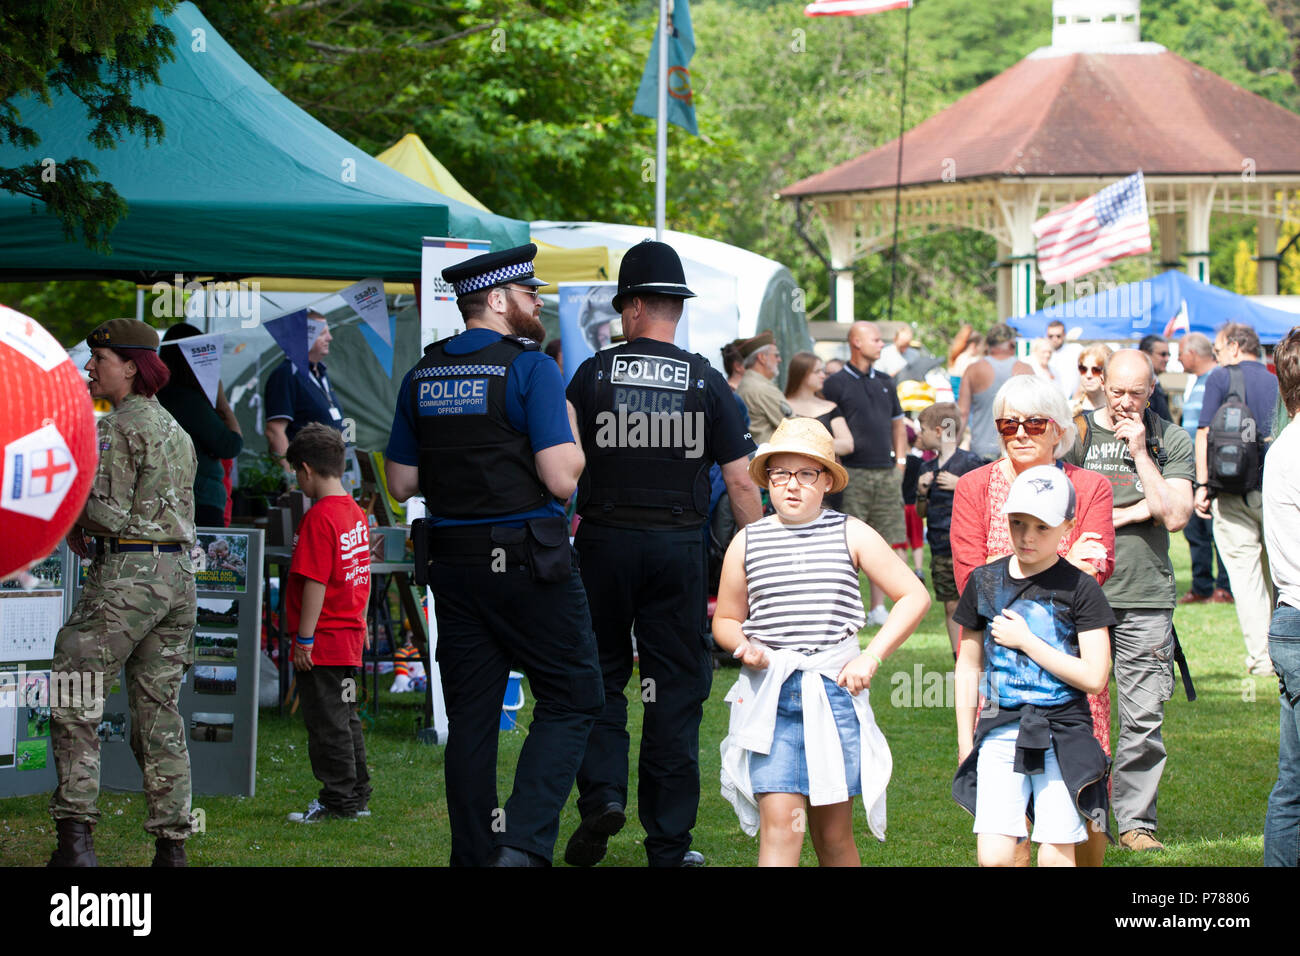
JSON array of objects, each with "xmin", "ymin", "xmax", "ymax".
[{"xmin": 715, "ymin": 417, "xmax": 930, "ymax": 865}]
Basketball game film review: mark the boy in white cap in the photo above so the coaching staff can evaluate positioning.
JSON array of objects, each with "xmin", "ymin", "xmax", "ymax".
[{"xmin": 952, "ymin": 464, "xmax": 1117, "ymax": 866}]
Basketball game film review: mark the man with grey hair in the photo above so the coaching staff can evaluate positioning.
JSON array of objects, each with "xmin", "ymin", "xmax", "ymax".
[
  {"xmin": 957, "ymin": 323, "xmax": 1033, "ymax": 461},
  {"xmin": 735, "ymin": 331, "xmax": 790, "ymax": 445},
  {"xmin": 1065, "ymin": 348, "xmax": 1194, "ymax": 852},
  {"xmin": 1178, "ymin": 333, "xmax": 1232, "ymax": 604}
]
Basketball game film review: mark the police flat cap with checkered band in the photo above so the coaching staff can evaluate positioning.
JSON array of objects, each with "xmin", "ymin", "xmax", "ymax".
[{"xmin": 441, "ymin": 243, "xmax": 548, "ymax": 296}]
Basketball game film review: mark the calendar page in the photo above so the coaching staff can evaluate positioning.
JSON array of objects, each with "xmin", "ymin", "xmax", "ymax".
[{"xmin": 0, "ymin": 592, "xmax": 62, "ymax": 662}]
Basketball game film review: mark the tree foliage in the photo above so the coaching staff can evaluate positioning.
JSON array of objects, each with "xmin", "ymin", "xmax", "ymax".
[{"xmin": 0, "ymin": 0, "xmax": 176, "ymax": 251}]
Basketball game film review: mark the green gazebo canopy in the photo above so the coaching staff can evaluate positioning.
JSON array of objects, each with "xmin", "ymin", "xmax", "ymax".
[{"xmin": 0, "ymin": 2, "xmax": 527, "ymax": 282}]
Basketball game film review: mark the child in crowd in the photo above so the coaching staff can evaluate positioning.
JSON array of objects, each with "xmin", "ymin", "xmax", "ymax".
[
  {"xmin": 284, "ymin": 424, "xmax": 373, "ymax": 823},
  {"xmin": 914, "ymin": 402, "xmax": 986, "ymax": 657},
  {"xmin": 899, "ymin": 420, "xmax": 928, "ymax": 582},
  {"xmin": 952, "ymin": 465, "xmax": 1115, "ymax": 866},
  {"xmin": 715, "ymin": 417, "xmax": 930, "ymax": 866}
]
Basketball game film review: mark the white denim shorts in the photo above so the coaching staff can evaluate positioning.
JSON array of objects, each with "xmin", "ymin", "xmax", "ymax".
[{"xmin": 973, "ymin": 725, "xmax": 1087, "ymax": 844}]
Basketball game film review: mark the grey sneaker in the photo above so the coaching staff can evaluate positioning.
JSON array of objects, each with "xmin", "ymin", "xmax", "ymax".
[{"xmin": 288, "ymin": 799, "xmax": 357, "ymax": 823}]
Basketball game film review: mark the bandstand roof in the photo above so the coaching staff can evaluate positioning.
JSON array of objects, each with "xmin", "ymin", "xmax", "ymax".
[{"xmin": 782, "ymin": 48, "xmax": 1300, "ymax": 200}]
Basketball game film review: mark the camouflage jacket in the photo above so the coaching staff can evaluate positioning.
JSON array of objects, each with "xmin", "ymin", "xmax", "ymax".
[{"xmin": 84, "ymin": 393, "xmax": 198, "ymax": 544}]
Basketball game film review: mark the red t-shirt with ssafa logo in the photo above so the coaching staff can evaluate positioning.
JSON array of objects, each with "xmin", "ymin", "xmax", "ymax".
[{"xmin": 287, "ymin": 494, "xmax": 371, "ymax": 666}]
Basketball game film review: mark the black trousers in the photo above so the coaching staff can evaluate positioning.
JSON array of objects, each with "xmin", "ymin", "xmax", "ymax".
[
  {"xmin": 430, "ymin": 551, "xmax": 603, "ymax": 866},
  {"xmin": 573, "ymin": 523, "xmax": 713, "ymax": 867},
  {"xmin": 296, "ymin": 665, "xmax": 371, "ymax": 813}
]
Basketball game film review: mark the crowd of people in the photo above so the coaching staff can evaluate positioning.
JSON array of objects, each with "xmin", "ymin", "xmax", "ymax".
[{"xmin": 44, "ymin": 241, "xmax": 1300, "ymax": 869}]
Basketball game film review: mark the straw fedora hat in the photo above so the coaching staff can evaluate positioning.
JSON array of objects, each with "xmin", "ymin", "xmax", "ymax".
[{"xmin": 748, "ymin": 417, "xmax": 849, "ymax": 493}]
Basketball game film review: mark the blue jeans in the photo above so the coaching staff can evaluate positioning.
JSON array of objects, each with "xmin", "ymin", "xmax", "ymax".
[
  {"xmin": 1185, "ymin": 511, "xmax": 1230, "ymax": 596},
  {"xmin": 1264, "ymin": 603, "xmax": 1300, "ymax": 865}
]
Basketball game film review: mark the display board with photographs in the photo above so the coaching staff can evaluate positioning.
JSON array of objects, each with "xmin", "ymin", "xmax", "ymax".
[
  {"xmin": 0, "ymin": 549, "xmax": 68, "ymax": 795},
  {"xmin": 55, "ymin": 528, "xmax": 264, "ymax": 799}
]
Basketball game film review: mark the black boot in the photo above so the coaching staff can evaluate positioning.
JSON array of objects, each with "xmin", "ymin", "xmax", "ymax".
[
  {"xmin": 151, "ymin": 837, "xmax": 188, "ymax": 867},
  {"xmin": 47, "ymin": 820, "xmax": 98, "ymax": 867}
]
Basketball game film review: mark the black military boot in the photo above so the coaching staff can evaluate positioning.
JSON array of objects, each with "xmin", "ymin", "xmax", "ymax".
[
  {"xmin": 151, "ymin": 837, "xmax": 188, "ymax": 867},
  {"xmin": 47, "ymin": 820, "xmax": 98, "ymax": 867}
]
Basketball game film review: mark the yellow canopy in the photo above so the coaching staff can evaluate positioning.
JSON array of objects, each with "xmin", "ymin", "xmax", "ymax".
[{"xmin": 374, "ymin": 133, "xmax": 492, "ymax": 214}]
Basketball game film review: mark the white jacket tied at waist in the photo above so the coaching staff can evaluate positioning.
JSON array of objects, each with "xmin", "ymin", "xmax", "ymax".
[{"xmin": 719, "ymin": 636, "xmax": 892, "ymax": 840}]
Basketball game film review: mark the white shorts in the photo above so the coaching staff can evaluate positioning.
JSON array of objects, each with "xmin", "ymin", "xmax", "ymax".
[{"xmin": 973, "ymin": 725, "xmax": 1087, "ymax": 845}]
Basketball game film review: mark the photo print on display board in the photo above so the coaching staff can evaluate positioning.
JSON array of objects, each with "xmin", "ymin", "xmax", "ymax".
[
  {"xmin": 96, "ymin": 713, "xmax": 127, "ymax": 743},
  {"xmin": 16, "ymin": 739, "xmax": 46, "ymax": 771},
  {"xmin": 195, "ymin": 632, "xmax": 239, "ymax": 663},
  {"xmin": 196, "ymin": 597, "xmax": 240, "ymax": 628},
  {"xmin": 194, "ymin": 666, "xmax": 237, "ymax": 695},
  {"xmin": 191, "ymin": 713, "xmax": 234, "ymax": 743},
  {"xmin": 196, "ymin": 533, "xmax": 249, "ymax": 593}
]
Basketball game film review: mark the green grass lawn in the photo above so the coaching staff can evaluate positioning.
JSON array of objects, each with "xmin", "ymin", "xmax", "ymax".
[{"xmin": 0, "ymin": 534, "xmax": 1280, "ymax": 866}]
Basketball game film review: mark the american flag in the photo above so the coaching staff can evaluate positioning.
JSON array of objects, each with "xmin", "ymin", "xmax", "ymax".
[
  {"xmin": 1033, "ymin": 172, "xmax": 1152, "ymax": 284},
  {"xmin": 805, "ymin": 0, "xmax": 912, "ymax": 15}
]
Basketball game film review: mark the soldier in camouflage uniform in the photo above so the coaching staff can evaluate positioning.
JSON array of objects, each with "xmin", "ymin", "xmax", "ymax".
[{"xmin": 48, "ymin": 318, "xmax": 199, "ymax": 868}]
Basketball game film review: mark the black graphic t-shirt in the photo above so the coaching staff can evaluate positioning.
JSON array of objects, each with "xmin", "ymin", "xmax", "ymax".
[{"xmin": 954, "ymin": 555, "xmax": 1117, "ymax": 708}]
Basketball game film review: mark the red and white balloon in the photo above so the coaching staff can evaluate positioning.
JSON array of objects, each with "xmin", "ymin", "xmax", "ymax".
[{"xmin": 0, "ymin": 305, "xmax": 98, "ymax": 580}]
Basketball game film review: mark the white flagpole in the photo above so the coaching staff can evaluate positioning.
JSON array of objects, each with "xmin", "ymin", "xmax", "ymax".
[{"xmin": 655, "ymin": 0, "xmax": 668, "ymax": 240}]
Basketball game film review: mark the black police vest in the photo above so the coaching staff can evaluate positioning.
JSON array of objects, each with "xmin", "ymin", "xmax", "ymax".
[
  {"xmin": 409, "ymin": 335, "xmax": 549, "ymax": 519},
  {"xmin": 576, "ymin": 346, "xmax": 712, "ymax": 527}
]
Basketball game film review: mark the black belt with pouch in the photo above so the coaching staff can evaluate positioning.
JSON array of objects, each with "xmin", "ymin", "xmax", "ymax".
[{"xmin": 417, "ymin": 516, "xmax": 572, "ymax": 584}]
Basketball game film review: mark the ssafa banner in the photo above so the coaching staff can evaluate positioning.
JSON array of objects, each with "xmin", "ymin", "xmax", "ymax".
[
  {"xmin": 339, "ymin": 277, "xmax": 391, "ymax": 346},
  {"xmin": 420, "ymin": 237, "xmax": 491, "ymax": 350},
  {"xmin": 162, "ymin": 332, "xmax": 225, "ymax": 406},
  {"xmin": 557, "ymin": 283, "xmax": 689, "ymax": 385}
]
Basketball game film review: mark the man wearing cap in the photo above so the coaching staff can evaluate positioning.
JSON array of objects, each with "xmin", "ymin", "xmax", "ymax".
[
  {"xmin": 264, "ymin": 310, "xmax": 347, "ymax": 472},
  {"xmin": 49, "ymin": 318, "xmax": 198, "ymax": 867},
  {"xmin": 563, "ymin": 239, "xmax": 762, "ymax": 867},
  {"xmin": 1064, "ymin": 348, "xmax": 1194, "ymax": 852},
  {"xmin": 735, "ymin": 331, "xmax": 792, "ymax": 445},
  {"xmin": 384, "ymin": 244, "xmax": 604, "ymax": 867}
]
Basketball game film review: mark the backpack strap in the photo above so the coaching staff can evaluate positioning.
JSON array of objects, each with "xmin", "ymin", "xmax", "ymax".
[
  {"xmin": 1073, "ymin": 408, "xmax": 1093, "ymax": 463},
  {"xmin": 1143, "ymin": 405, "xmax": 1169, "ymax": 470},
  {"xmin": 1226, "ymin": 365, "xmax": 1247, "ymax": 404}
]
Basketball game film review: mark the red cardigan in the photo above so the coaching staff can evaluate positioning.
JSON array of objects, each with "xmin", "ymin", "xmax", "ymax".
[{"xmin": 950, "ymin": 460, "xmax": 1115, "ymax": 595}]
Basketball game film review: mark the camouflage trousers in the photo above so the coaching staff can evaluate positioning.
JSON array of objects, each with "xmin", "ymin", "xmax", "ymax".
[{"xmin": 49, "ymin": 550, "xmax": 196, "ymax": 840}]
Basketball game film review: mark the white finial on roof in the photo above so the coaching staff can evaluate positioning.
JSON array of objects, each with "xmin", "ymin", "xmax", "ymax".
[{"xmin": 1029, "ymin": 0, "xmax": 1165, "ymax": 58}]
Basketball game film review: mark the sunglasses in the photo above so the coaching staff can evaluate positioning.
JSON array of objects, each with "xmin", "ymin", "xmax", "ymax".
[
  {"xmin": 1077, "ymin": 363, "xmax": 1104, "ymax": 376},
  {"xmin": 994, "ymin": 417, "xmax": 1054, "ymax": 437}
]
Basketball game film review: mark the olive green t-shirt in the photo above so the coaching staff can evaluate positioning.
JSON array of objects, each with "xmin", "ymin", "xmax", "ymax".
[{"xmin": 1064, "ymin": 411, "xmax": 1195, "ymax": 609}]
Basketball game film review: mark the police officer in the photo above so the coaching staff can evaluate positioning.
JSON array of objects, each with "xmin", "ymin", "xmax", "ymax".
[
  {"xmin": 384, "ymin": 244, "xmax": 603, "ymax": 867},
  {"xmin": 49, "ymin": 319, "xmax": 199, "ymax": 868},
  {"xmin": 563, "ymin": 240, "xmax": 762, "ymax": 867}
]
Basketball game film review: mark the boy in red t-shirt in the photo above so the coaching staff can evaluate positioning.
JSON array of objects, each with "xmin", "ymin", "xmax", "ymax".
[{"xmin": 283, "ymin": 424, "xmax": 373, "ymax": 823}]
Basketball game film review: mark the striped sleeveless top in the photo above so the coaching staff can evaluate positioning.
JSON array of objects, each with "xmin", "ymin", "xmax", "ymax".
[{"xmin": 741, "ymin": 510, "xmax": 866, "ymax": 655}]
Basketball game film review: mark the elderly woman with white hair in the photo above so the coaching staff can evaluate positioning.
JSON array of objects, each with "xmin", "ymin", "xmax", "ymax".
[{"xmin": 950, "ymin": 374, "xmax": 1117, "ymax": 867}]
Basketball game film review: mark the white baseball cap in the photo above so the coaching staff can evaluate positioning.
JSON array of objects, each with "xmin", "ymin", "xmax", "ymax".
[{"xmin": 1001, "ymin": 464, "xmax": 1076, "ymax": 527}]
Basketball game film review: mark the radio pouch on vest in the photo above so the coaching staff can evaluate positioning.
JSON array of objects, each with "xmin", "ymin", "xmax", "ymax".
[{"xmin": 524, "ymin": 516, "xmax": 571, "ymax": 583}]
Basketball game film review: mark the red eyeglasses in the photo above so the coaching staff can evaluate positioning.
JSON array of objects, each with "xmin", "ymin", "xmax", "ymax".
[
  {"xmin": 994, "ymin": 417, "xmax": 1054, "ymax": 437},
  {"xmin": 1078, "ymin": 363, "xmax": 1104, "ymax": 376}
]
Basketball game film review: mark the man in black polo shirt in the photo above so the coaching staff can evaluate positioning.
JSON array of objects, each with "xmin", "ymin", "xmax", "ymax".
[
  {"xmin": 264, "ymin": 310, "xmax": 347, "ymax": 472},
  {"xmin": 822, "ymin": 320, "xmax": 909, "ymax": 627}
]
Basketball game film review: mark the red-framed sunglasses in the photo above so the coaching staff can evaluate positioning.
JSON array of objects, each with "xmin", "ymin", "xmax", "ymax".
[{"xmin": 994, "ymin": 417, "xmax": 1054, "ymax": 437}]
